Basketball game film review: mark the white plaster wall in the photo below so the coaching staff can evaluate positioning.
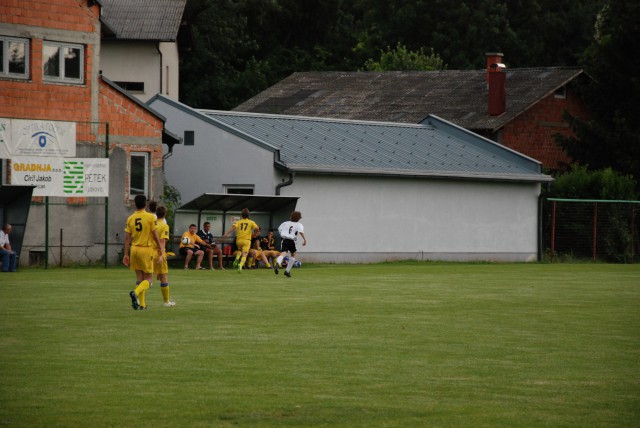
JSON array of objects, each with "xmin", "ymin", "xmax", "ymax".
[
  {"xmin": 100, "ymin": 41, "xmax": 161, "ymax": 102},
  {"xmin": 159, "ymin": 41, "xmax": 179, "ymax": 101},
  {"xmin": 282, "ymin": 175, "xmax": 541, "ymax": 262},
  {"xmin": 150, "ymin": 99, "xmax": 282, "ymax": 203}
]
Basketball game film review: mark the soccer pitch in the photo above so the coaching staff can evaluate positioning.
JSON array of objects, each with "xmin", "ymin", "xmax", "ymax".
[{"xmin": 1, "ymin": 262, "xmax": 638, "ymax": 427}]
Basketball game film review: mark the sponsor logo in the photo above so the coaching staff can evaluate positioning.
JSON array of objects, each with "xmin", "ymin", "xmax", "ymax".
[
  {"xmin": 13, "ymin": 162, "xmax": 53, "ymax": 172},
  {"xmin": 32, "ymin": 131, "xmax": 55, "ymax": 147},
  {"xmin": 64, "ymin": 161, "xmax": 84, "ymax": 194}
]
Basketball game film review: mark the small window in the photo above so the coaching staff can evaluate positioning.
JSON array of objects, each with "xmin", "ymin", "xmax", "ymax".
[
  {"xmin": 554, "ymin": 86, "xmax": 567, "ymax": 99},
  {"xmin": 226, "ymin": 186, "xmax": 254, "ymax": 195},
  {"xmin": 43, "ymin": 41, "xmax": 84, "ymax": 84},
  {"xmin": 114, "ymin": 81, "xmax": 145, "ymax": 92},
  {"xmin": 184, "ymin": 130, "xmax": 195, "ymax": 146},
  {"xmin": 0, "ymin": 36, "xmax": 29, "ymax": 79},
  {"xmin": 130, "ymin": 152, "xmax": 149, "ymax": 198}
]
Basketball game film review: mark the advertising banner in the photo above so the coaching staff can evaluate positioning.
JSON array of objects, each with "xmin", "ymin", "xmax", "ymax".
[
  {"xmin": 0, "ymin": 118, "xmax": 76, "ymax": 158},
  {"xmin": 11, "ymin": 157, "xmax": 109, "ymax": 197},
  {"xmin": 0, "ymin": 118, "xmax": 11, "ymax": 158}
]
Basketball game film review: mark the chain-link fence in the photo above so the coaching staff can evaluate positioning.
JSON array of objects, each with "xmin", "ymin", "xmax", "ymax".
[{"xmin": 543, "ymin": 198, "xmax": 640, "ymax": 263}]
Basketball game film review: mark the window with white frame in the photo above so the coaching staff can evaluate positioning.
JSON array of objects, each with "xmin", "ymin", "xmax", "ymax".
[
  {"xmin": 130, "ymin": 152, "xmax": 149, "ymax": 198},
  {"xmin": 554, "ymin": 85, "xmax": 567, "ymax": 99},
  {"xmin": 43, "ymin": 41, "xmax": 84, "ymax": 84},
  {"xmin": 0, "ymin": 36, "xmax": 29, "ymax": 79}
]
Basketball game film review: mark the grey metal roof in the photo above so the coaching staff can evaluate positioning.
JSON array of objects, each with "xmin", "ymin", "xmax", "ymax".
[
  {"xmin": 233, "ymin": 68, "xmax": 584, "ymax": 132},
  {"xmin": 194, "ymin": 108, "xmax": 551, "ymax": 183},
  {"xmin": 148, "ymin": 95, "xmax": 551, "ymax": 183},
  {"xmin": 100, "ymin": 0, "xmax": 186, "ymax": 41}
]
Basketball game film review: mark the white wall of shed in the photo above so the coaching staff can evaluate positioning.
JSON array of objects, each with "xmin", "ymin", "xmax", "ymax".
[{"xmin": 281, "ymin": 174, "xmax": 541, "ymax": 263}]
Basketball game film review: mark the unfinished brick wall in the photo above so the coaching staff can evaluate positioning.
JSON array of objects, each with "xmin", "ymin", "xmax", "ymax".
[
  {"xmin": 99, "ymin": 80, "xmax": 165, "ymax": 201},
  {"xmin": 0, "ymin": 0, "xmax": 99, "ymax": 32},
  {"xmin": 1, "ymin": 0, "xmax": 166, "ymax": 204},
  {"xmin": 0, "ymin": 0, "xmax": 99, "ymax": 142}
]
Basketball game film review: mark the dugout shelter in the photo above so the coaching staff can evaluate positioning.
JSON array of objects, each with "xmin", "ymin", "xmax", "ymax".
[{"xmin": 173, "ymin": 193, "xmax": 299, "ymax": 250}]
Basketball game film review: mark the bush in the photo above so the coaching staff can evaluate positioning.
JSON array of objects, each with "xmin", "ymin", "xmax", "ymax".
[{"xmin": 544, "ymin": 166, "xmax": 639, "ymax": 262}]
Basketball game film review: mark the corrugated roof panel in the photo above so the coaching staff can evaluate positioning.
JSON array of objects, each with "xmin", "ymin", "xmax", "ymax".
[
  {"xmin": 101, "ymin": 0, "xmax": 186, "ymax": 41},
  {"xmin": 233, "ymin": 68, "xmax": 584, "ymax": 132}
]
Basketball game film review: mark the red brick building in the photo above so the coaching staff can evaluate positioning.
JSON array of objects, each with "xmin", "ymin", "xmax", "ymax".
[
  {"xmin": 498, "ymin": 83, "xmax": 589, "ymax": 169},
  {"xmin": 0, "ymin": 0, "xmax": 176, "ymax": 266}
]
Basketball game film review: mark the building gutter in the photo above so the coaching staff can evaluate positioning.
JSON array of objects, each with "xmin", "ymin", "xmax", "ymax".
[
  {"xmin": 156, "ymin": 43, "xmax": 163, "ymax": 95},
  {"xmin": 287, "ymin": 165, "xmax": 553, "ymax": 183},
  {"xmin": 275, "ymin": 173, "xmax": 294, "ymax": 195}
]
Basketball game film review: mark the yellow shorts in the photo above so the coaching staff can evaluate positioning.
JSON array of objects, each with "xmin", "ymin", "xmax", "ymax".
[
  {"xmin": 130, "ymin": 245, "xmax": 156, "ymax": 273},
  {"xmin": 154, "ymin": 251, "xmax": 168, "ymax": 275},
  {"xmin": 236, "ymin": 238, "xmax": 251, "ymax": 254}
]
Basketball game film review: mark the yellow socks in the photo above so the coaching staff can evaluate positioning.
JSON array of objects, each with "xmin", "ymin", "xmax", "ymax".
[
  {"xmin": 135, "ymin": 280, "xmax": 150, "ymax": 308},
  {"xmin": 161, "ymin": 284, "xmax": 170, "ymax": 303}
]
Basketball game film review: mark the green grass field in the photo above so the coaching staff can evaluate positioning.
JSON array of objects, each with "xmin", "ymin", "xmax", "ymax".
[{"xmin": 0, "ymin": 262, "xmax": 639, "ymax": 427}]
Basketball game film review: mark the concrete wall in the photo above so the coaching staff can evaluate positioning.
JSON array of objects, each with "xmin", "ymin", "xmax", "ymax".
[{"xmin": 280, "ymin": 174, "xmax": 541, "ymax": 263}]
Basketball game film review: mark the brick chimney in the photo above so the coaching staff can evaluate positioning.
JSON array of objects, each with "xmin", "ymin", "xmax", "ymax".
[{"xmin": 486, "ymin": 52, "xmax": 506, "ymax": 116}]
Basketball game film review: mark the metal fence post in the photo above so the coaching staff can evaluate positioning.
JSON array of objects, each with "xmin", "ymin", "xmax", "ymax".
[
  {"xmin": 592, "ymin": 202, "xmax": 598, "ymax": 261},
  {"xmin": 551, "ymin": 200, "xmax": 556, "ymax": 263}
]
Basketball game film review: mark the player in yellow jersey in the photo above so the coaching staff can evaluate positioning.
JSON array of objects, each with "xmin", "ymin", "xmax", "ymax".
[
  {"xmin": 150, "ymin": 203, "xmax": 175, "ymax": 307},
  {"xmin": 222, "ymin": 207, "xmax": 266, "ymax": 272},
  {"xmin": 246, "ymin": 237, "xmax": 275, "ymax": 269},
  {"xmin": 123, "ymin": 194, "xmax": 163, "ymax": 310}
]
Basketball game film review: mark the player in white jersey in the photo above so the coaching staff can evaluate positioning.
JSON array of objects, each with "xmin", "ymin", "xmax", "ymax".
[{"xmin": 275, "ymin": 211, "xmax": 307, "ymax": 277}]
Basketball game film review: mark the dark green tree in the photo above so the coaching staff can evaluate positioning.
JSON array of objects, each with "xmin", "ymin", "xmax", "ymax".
[
  {"xmin": 179, "ymin": 0, "xmax": 605, "ymax": 109},
  {"xmin": 558, "ymin": 0, "xmax": 640, "ymax": 187},
  {"xmin": 502, "ymin": 0, "xmax": 603, "ymax": 67},
  {"xmin": 179, "ymin": 0, "xmax": 262, "ymax": 109},
  {"xmin": 180, "ymin": 0, "xmax": 358, "ymax": 109}
]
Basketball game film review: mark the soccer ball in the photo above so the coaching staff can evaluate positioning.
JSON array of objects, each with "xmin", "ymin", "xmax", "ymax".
[
  {"xmin": 181, "ymin": 237, "xmax": 190, "ymax": 245},
  {"xmin": 282, "ymin": 256, "xmax": 301, "ymax": 268}
]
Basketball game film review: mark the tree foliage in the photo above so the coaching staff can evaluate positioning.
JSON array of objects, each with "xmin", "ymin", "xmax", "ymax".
[
  {"xmin": 547, "ymin": 165, "xmax": 638, "ymax": 200},
  {"xmin": 362, "ymin": 43, "xmax": 445, "ymax": 71},
  {"xmin": 558, "ymin": 0, "xmax": 640, "ymax": 187},
  {"xmin": 180, "ymin": 0, "xmax": 603, "ymax": 110}
]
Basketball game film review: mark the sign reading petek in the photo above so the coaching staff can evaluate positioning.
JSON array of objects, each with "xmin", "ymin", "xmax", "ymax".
[
  {"xmin": 11, "ymin": 157, "xmax": 109, "ymax": 197},
  {"xmin": 0, "ymin": 118, "xmax": 76, "ymax": 158}
]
